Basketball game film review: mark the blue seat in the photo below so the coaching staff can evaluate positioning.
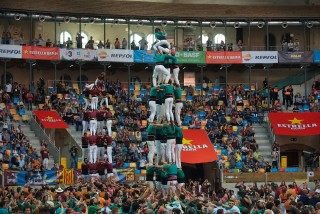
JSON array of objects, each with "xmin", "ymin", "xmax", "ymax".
[
  {"xmin": 186, "ymin": 96, "xmax": 193, "ymax": 101},
  {"xmin": 140, "ymin": 89, "xmax": 147, "ymax": 96},
  {"xmin": 221, "ymin": 149, "xmax": 228, "ymax": 155},
  {"xmin": 129, "ymin": 85, "xmax": 134, "ymax": 91},
  {"xmin": 271, "ymin": 168, "xmax": 278, "ymax": 172},
  {"xmin": 184, "ymin": 115, "xmax": 192, "ymax": 121},
  {"xmin": 19, "ymin": 109, "xmax": 26, "ymax": 115},
  {"xmin": 244, "ymin": 85, "xmax": 249, "ymax": 91},
  {"xmin": 199, "ymin": 110, "xmax": 206, "ymax": 117},
  {"xmin": 303, "ymin": 104, "xmax": 309, "ymax": 111},
  {"xmin": 13, "ymin": 97, "xmax": 19, "ymax": 104},
  {"xmin": 195, "ymin": 85, "xmax": 201, "ymax": 91},
  {"xmin": 213, "ymin": 85, "xmax": 220, "ymax": 91},
  {"xmin": 236, "ymin": 162, "xmax": 243, "ymax": 168},
  {"xmin": 207, "ymin": 90, "xmax": 213, "ymax": 96},
  {"xmin": 79, "ymin": 98, "xmax": 84, "ymax": 105},
  {"xmin": 49, "ymin": 87, "xmax": 55, "ymax": 93}
]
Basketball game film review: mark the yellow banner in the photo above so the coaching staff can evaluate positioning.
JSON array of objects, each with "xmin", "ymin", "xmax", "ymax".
[{"xmin": 63, "ymin": 169, "xmax": 74, "ymax": 185}]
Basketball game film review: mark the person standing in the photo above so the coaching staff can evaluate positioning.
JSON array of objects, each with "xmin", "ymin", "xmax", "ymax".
[
  {"xmin": 164, "ymin": 80, "xmax": 175, "ymax": 125},
  {"xmin": 174, "ymin": 85, "xmax": 183, "ymax": 126},
  {"xmin": 40, "ymin": 145, "xmax": 49, "ymax": 170},
  {"xmin": 147, "ymin": 86, "xmax": 157, "ymax": 123},
  {"xmin": 81, "ymin": 133, "xmax": 89, "ymax": 160},
  {"xmin": 175, "ymin": 124, "xmax": 183, "ymax": 169},
  {"xmin": 122, "ymin": 38, "xmax": 127, "ymax": 49},
  {"xmin": 166, "ymin": 124, "xmax": 176, "ymax": 164},
  {"xmin": 155, "ymin": 125, "xmax": 166, "ymax": 165},
  {"xmin": 81, "ymin": 158, "xmax": 90, "ymax": 183},
  {"xmin": 97, "ymin": 133, "xmax": 105, "ymax": 161},
  {"xmin": 89, "ymin": 134, "xmax": 98, "ymax": 163},
  {"xmin": 104, "ymin": 134, "xmax": 113, "ymax": 164},
  {"xmin": 26, "ymin": 90, "xmax": 33, "ymax": 110},
  {"xmin": 177, "ymin": 168, "xmax": 185, "ymax": 189},
  {"xmin": 114, "ymin": 38, "xmax": 120, "ymax": 49},
  {"xmin": 69, "ymin": 145, "xmax": 78, "ymax": 169},
  {"xmin": 82, "ymin": 110, "xmax": 90, "ymax": 136},
  {"xmin": 97, "ymin": 159, "xmax": 106, "ymax": 181},
  {"xmin": 96, "ymin": 110, "xmax": 104, "ymax": 134},
  {"xmin": 156, "ymin": 84, "xmax": 165, "ymax": 124},
  {"xmin": 146, "ymin": 124, "xmax": 156, "ymax": 165},
  {"xmin": 170, "ymin": 50, "xmax": 180, "ymax": 85},
  {"xmin": 76, "ymin": 33, "xmax": 84, "ymax": 49},
  {"xmin": 89, "ymin": 110, "xmax": 97, "ymax": 136},
  {"xmin": 146, "ymin": 165, "xmax": 155, "ymax": 190},
  {"xmin": 105, "ymin": 108, "xmax": 113, "ymax": 137},
  {"xmin": 153, "ymin": 53, "xmax": 173, "ymax": 87}
]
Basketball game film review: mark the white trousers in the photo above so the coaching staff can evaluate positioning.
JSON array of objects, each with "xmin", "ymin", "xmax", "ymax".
[
  {"xmin": 156, "ymin": 104, "xmax": 165, "ymax": 123},
  {"xmin": 89, "ymin": 120, "xmax": 97, "ymax": 136},
  {"xmin": 153, "ymin": 40, "xmax": 171, "ymax": 51},
  {"xmin": 148, "ymin": 101, "xmax": 157, "ymax": 122},
  {"xmin": 43, "ymin": 158, "xmax": 48, "ymax": 169},
  {"xmin": 83, "ymin": 98, "xmax": 89, "ymax": 110},
  {"xmin": 82, "ymin": 147, "xmax": 89, "ymax": 160},
  {"xmin": 163, "ymin": 67, "xmax": 171, "ymax": 84},
  {"xmin": 161, "ymin": 143, "xmax": 166, "ymax": 163},
  {"xmin": 175, "ymin": 102, "xmax": 183, "ymax": 126},
  {"xmin": 99, "ymin": 97, "xmax": 109, "ymax": 108},
  {"xmin": 155, "ymin": 140, "xmax": 162, "ymax": 165},
  {"xmin": 147, "ymin": 140, "xmax": 156, "ymax": 165},
  {"xmin": 91, "ymin": 97, "xmax": 98, "ymax": 110},
  {"xmin": 97, "ymin": 147, "xmax": 105, "ymax": 160},
  {"xmin": 166, "ymin": 138, "xmax": 176, "ymax": 163},
  {"xmin": 153, "ymin": 65, "xmax": 169, "ymax": 86},
  {"xmin": 107, "ymin": 120, "xmax": 112, "ymax": 137},
  {"xmin": 165, "ymin": 97, "xmax": 174, "ymax": 122},
  {"xmin": 157, "ymin": 46, "xmax": 170, "ymax": 54},
  {"xmin": 82, "ymin": 121, "xmax": 88, "ymax": 135},
  {"xmin": 173, "ymin": 67, "xmax": 180, "ymax": 85},
  {"xmin": 175, "ymin": 144, "xmax": 183, "ymax": 169},
  {"xmin": 89, "ymin": 145, "xmax": 98, "ymax": 163},
  {"xmin": 107, "ymin": 146, "xmax": 113, "ymax": 164},
  {"xmin": 97, "ymin": 121, "xmax": 104, "ymax": 133}
]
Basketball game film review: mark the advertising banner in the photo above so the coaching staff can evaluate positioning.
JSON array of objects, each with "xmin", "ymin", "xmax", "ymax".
[
  {"xmin": 268, "ymin": 112, "xmax": 320, "ymax": 136},
  {"xmin": 133, "ymin": 50, "xmax": 156, "ymax": 63},
  {"xmin": 314, "ymin": 50, "xmax": 320, "ymax": 63},
  {"xmin": 97, "ymin": 49, "xmax": 133, "ymax": 62},
  {"xmin": 181, "ymin": 130, "xmax": 218, "ymax": 163},
  {"xmin": 242, "ymin": 51, "xmax": 278, "ymax": 64},
  {"xmin": 60, "ymin": 48, "xmax": 97, "ymax": 61},
  {"xmin": 206, "ymin": 51, "xmax": 242, "ymax": 64},
  {"xmin": 278, "ymin": 51, "xmax": 314, "ymax": 63},
  {"xmin": 176, "ymin": 51, "xmax": 206, "ymax": 64},
  {"xmin": 4, "ymin": 170, "xmax": 57, "ymax": 186},
  {"xmin": 33, "ymin": 110, "xmax": 68, "ymax": 129},
  {"xmin": 22, "ymin": 46, "xmax": 60, "ymax": 60},
  {"xmin": 0, "ymin": 45, "xmax": 22, "ymax": 58}
]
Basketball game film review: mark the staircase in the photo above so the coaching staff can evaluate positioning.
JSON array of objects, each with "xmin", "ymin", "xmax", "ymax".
[
  {"xmin": 20, "ymin": 122, "xmax": 55, "ymax": 169},
  {"xmin": 252, "ymin": 123, "xmax": 273, "ymax": 163}
]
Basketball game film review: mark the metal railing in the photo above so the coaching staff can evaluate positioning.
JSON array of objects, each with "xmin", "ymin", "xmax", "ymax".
[
  {"xmin": 30, "ymin": 115, "xmax": 60, "ymax": 165},
  {"xmin": 65, "ymin": 128, "xmax": 83, "ymax": 160}
]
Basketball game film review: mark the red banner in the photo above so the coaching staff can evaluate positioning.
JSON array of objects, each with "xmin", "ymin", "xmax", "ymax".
[
  {"xmin": 268, "ymin": 112, "xmax": 320, "ymax": 136},
  {"xmin": 206, "ymin": 51, "xmax": 242, "ymax": 64},
  {"xmin": 33, "ymin": 110, "xmax": 68, "ymax": 129},
  {"xmin": 181, "ymin": 130, "xmax": 218, "ymax": 163},
  {"xmin": 22, "ymin": 46, "xmax": 60, "ymax": 60}
]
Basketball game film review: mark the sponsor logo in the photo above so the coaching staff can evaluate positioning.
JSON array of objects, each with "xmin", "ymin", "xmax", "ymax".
[
  {"xmin": 110, "ymin": 53, "xmax": 132, "ymax": 58},
  {"xmin": 254, "ymin": 55, "xmax": 277, "ymax": 60},
  {"xmin": 176, "ymin": 52, "xmax": 200, "ymax": 58},
  {"xmin": 207, "ymin": 55, "xmax": 240, "ymax": 60},
  {"xmin": 182, "ymin": 137, "xmax": 208, "ymax": 151},
  {"xmin": 98, "ymin": 51, "xmax": 107, "ymax": 59},
  {"xmin": 24, "ymin": 49, "xmax": 58, "ymax": 56},
  {"xmin": 41, "ymin": 116, "xmax": 63, "ymax": 123},
  {"xmin": 243, "ymin": 53, "xmax": 252, "ymax": 61},
  {"xmin": 290, "ymin": 54, "xmax": 302, "ymax": 58},
  {"xmin": 277, "ymin": 117, "xmax": 318, "ymax": 130},
  {"xmin": 0, "ymin": 49, "xmax": 21, "ymax": 54}
]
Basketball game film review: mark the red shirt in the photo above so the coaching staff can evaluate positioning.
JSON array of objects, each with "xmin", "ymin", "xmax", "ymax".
[
  {"xmin": 97, "ymin": 135, "xmax": 104, "ymax": 147},
  {"xmin": 105, "ymin": 111, "xmax": 112, "ymax": 119},
  {"xmin": 89, "ymin": 163, "xmax": 98, "ymax": 174},
  {"xmin": 89, "ymin": 111, "xmax": 97, "ymax": 120},
  {"xmin": 89, "ymin": 135, "xmax": 98, "ymax": 145},
  {"xmin": 97, "ymin": 111, "xmax": 104, "ymax": 121},
  {"xmin": 105, "ymin": 162, "xmax": 113, "ymax": 173},
  {"xmin": 105, "ymin": 135, "xmax": 112, "ymax": 146},
  {"xmin": 41, "ymin": 149, "xmax": 49, "ymax": 159},
  {"xmin": 97, "ymin": 161, "xmax": 106, "ymax": 175},
  {"xmin": 82, "ymin": 136, "xmax": 89, "ymax": 148}
]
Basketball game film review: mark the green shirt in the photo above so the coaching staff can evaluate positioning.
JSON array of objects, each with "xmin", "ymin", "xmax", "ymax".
[
  {"xmin": 174, "ymin": 87, "xmax": 182, "ymax": 99},
  {"xmin": 166, "ymin": 125, "xmax": 175, "ymax": 138},
  {"xmin": 175, "ymin": 125, "xmax": 183, "ymax": 139},
  {"xmin": 177, "ymin": 169, "xmax": 185, "ymax": 179},
  {"xmin": 147, "ymin": 125, "xmax": 156, "ymax": 136},
  {"xmin": 164, "ymin": 84, "xmax": 174, "ymax": 95},
  {"xmin": 155, "ymin": 32, "xmax": 166, "ymax": 40},
  {"xmin": 156, "ymin": 125, "xmax": 167, "ymax": 138},
  {"xmin": 154, "ymin": 54, "xmax": 173, "ymax": 63},
  {"xmin": 146, "ymin": 166, "xmax": 155, "ymax": 176},
  {"xmin": 167, "ymin": 55, "xmax": 178, "ymax": 65},
  {"xmin": 150, "ymin": 87, "xmax": 157, "ymax": 97},
  {"xmin": 164, "ymin": 164, "xmax": 178, "ymax": 175},
  {"xmin": 88, "ymin": 205, "xmax": 99, "ymax": 214}
]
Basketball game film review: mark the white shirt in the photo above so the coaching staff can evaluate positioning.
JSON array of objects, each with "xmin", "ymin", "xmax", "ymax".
[{"xmin": 5, "ymin": 83, "xmax": 12, "ymax": 93}]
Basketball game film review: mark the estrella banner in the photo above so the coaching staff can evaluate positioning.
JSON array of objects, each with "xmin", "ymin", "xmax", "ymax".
[
  {"xmin": 63, "ymin": 169, "xmax": 74, "ymax": 185},
  {"xmin": 0, "ymin": 45, "xmax": 22, "ymax": 58},
  {"xmin": 176, "ymin": 51, "xmax": 206, "ymax": 64},
  {"xmin": 242, "ymin": 51, "xmax": 278, "ymax": 64},
  {"xmin": 278, "ymin": 51, "xmax": 314, "ymax": 63},
  {"xmin": 268, "ymin": 112, "xmax": 320, "ymax": 136},
  {"xmin": 206, "ymin": 51, "xmax": 242, "ymax": 64},
  {"xmin": 97, "ymin": 49, "xmax": 134, "ymax": 62},
  {"xmin": 33, "ymin": 110, "xmax": 68, "ymax": 129},
  {"xmin": 22, "ymin": 46, "xmax": 60, "ymax": 60},
  {"xmin": 314, "ymin": 50, "xmax": 320, "ymax": 63},
  {"xmin": 4, "ymin": 170, "xmax": 57, "ymax": 186},
  {"xmin": 60, "ymin": 48, "xmax": 98, "ymax": 61},
  {"xmin": 181, "ymin": 130, "xmax": 218, "ymax": 163},
  {"xmin": 133, "ymin": 50, "xmax": 156, "ymax": 63}
]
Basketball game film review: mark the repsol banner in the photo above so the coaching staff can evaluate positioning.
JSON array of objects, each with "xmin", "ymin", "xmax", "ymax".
[
  {"xmin": 278, "ymin": 51, "xmax": 314, "ymax": 63},
  {"xmin": 0, "ymin": 45, "xmax": 22, "ymax": 58},
  {"xmin": 242, "ymin": 51, "xmax": 278, "ymax": 64},
  {"xmin": 97, "ymin": 49, "xmax": 133, "ymax": 62}
]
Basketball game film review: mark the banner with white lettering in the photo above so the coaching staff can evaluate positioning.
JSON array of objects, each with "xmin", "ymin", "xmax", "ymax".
[
  {"xmin": 242, "ymin": 51, "xmax": 278, "ymax": 64},
  {"xmin": 97, "ymin": 49, "xmax": 133, "ymax": 62},
  {"xmin": 0, "ymin": 45, "xmax": 22, "ymax": 58},
  {"xmin": 176, "ymin": 51, "xmax": 206, "ymax": 64},
  {"xmin": 60, "ymin": 48, "xmax": 97, "ymax": 61}
]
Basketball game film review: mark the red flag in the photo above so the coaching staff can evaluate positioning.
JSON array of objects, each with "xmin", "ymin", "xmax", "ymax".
[
  {"xmin": 268, "ymin": 112, "xmax": 320, "ymax": 136},
  {"xmin": 33, "ymin": 110, "xmax": 68, "ymax": 129},
  {"xmin": 181, "ymin": 130, "xmax": 218, "ymax": 164}
]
